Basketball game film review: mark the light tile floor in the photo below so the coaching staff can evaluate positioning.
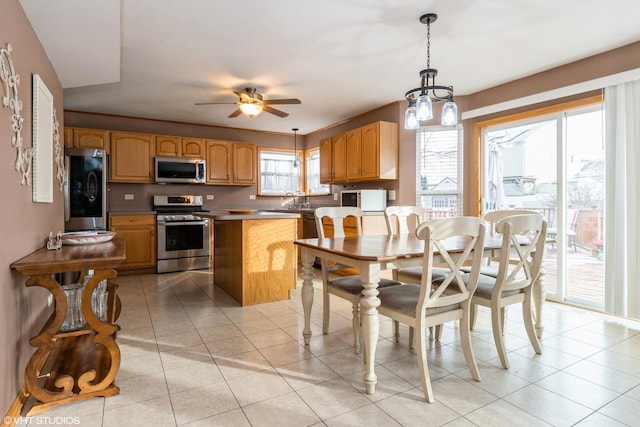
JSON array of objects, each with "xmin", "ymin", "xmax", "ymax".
[{"xmin": 22, "ymin": 270, "xmax": 640, "ymax": 426}]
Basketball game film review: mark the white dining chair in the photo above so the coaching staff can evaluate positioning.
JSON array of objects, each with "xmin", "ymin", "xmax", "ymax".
[
  {"xmin": 315, "ymin": 207, "xmax": 402, "ymax": 354},
  {"xmin": 384, "ymin": 206, "xmax": 425, "ymax": 284},
  {"xmin": 470, "ymin": 213, "xmax": 547, "ymax": 369},
  {"xmin": 377, "ymin": 216, "xmax": 486, "ymax": 402}
]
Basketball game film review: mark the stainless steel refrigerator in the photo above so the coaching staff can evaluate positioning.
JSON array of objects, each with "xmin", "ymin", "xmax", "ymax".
[{"xmin": 64, "ymin": 147, "xmax": 107, "ymax": 231}]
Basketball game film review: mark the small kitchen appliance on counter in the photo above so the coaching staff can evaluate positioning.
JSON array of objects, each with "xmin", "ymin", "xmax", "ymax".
[
  {"xmin": 340, "ymin": 189, "xmax": 387, "ymax": 212},
  {"xmin": 153, "ymin": 195, "xmax": 210, "ymax": 273}
]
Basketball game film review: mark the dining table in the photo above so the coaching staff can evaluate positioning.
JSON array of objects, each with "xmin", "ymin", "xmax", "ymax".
[{"xmin": 294, "ymin": 233, "xmax": 547, "ymax": 394}]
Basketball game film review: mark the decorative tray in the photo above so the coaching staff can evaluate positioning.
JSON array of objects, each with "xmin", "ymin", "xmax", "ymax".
[
  {"xmin": 227, "ymin": 209, "xmax": 258, "ymax": 214},
  {"xmin": 61, "ymin": 230, "xmax": 116, "ymax": 246}
]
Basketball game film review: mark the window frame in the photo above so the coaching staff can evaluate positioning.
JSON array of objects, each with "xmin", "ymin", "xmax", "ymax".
[
  {"xmin": 415, "ymin": 125, "xmax": 464, "ymax": 219},
  {"xmin": 257, "ymin": 147, "xmax": 304, "ymax": 196}
]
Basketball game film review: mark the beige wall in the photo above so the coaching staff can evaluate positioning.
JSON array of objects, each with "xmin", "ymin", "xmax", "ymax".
[{"xmin": 1, "ymin": 0, "xmax": 64, "ymax": 413}]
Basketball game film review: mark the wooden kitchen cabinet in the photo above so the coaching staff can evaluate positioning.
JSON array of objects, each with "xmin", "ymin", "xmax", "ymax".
[
  {"xmin": 64, "ymin": 127, "xmax": 110, "ymax": 152},
  {"xmin": 319, "ymin": 137, "xmax": 333, "ymax": 183},
  {"xmin": 319, "ymin": 133, "xmax": 347, "ymax": 184},
  {"xmin": 110, "ymin": 132, "xmax": 155, "ymax": 183},
  {"xmin": 109, "ymin": 214, "xmax": 156, "ymax": 271},
  {"xmin": 360, "ymin": 121, "xmax": 398, "ymax": 181},
  {"xmin": 156, "ymin": 135, "xmax": 205, "ymax": 158},
  {"xmin": 320, "ymin": 121, "xmax": 397, "ymax": 184},
  {"xmin": 233, "ymin": 142, "xmax": 257, "ymax": 184},
  {"xmin": 155, "ymin": 135, "xmax": 181, "ymax": 157},
  {"xmin": 205, "ymin": 139, "xmax": 256, "ymax": 185}
]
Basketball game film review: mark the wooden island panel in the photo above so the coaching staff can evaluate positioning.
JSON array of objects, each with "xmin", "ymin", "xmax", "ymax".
[{"xmin": 214, "ymin": 218, "xmax": 296, "ymax": 306}]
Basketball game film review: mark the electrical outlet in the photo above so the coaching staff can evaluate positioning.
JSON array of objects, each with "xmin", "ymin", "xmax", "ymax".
[
  {"xmin": 124, "ymin": 194, "xmax": 134, "ymax": 200},
  {"xmin": 333, "ymin": 193, "xmax": 338, "ymax": 201},
  {"xmin": 249, "ymin": 194, "xmax": 256, "ymax": 200},
  {"xmin": 206, "ymin": 195, "xmax": 214, "ymax": 200},
  {"xmin": 388, "ymin": 190, "xmax": 397, "ymax": 201}
]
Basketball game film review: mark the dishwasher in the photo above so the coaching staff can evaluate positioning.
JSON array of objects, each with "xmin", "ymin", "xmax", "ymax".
[
  {"xmin": 301, "ymin": 212, "xmax": 320, "ymax": 268},
  {"xmin": 302, "ymin": 212, "xmax": 318, "ymax": 239}
]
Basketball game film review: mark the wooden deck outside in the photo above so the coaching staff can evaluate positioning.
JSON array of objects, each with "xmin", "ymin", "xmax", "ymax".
[{"xmin": 541, "ymin": 244, "xmax": 604, "ymax": 307}]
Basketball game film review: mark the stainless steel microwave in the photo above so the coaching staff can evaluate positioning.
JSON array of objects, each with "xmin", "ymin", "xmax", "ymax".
[
  {"xmin": 155, "ymin": 157, "xmax": 206, "ymax": 184},
  {"xmin": 340, "ymin": 189, "xmax": 387, "ymax": 212}
]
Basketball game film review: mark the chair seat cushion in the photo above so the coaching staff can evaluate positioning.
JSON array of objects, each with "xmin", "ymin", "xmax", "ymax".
[
  {"xmin": 378, "ymin": 284, "xmax": 461, "ymax": 317},
  {"xmin": 328, "ymin": 276, "xmax": 401, "ymax": 295},
  {"xmin": 473, "ymin": 274, "xmax": 523, "ymax": 299},
  {"xmin": 396, "ymin": 267, "xmax": 451, "ymax": 284},
  {"xmin": 460, "ymin": 265, "xmax": 499, "ymax": 277}
]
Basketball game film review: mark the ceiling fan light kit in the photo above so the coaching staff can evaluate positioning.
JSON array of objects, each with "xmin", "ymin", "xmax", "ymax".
[
  {"xmin": 404, "ymin": 13, "xmax": 458, "ymax": 129},
  {"xmin": 239, "ymin": 102, "xmax": 263, "ymax": 117}
]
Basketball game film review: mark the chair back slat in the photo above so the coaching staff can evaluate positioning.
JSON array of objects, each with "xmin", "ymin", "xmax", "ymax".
[
  {"xmin": 414, "ymin": 217, "xmax": 485, "ymax": 313},
  {"xmin": 495, "ymin": 213, "xmax": 547, "ymax": 294},
  {"xmin": 384, "ymin": 206, "xmax": 423, "ymax": 235},
  {"xmin": 315, "ymin": 207, "xmax": 363, "ymax": 239}
]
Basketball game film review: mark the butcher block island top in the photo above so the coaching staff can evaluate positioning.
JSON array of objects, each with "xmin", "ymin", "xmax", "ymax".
[{"xmin": 199, "ymin": 212, "xmax": 299, "ymax": 306}]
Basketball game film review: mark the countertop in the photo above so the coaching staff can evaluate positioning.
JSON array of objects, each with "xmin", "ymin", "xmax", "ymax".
[{"xmin": 198, "ymin": 211, "xmax": 300, "ymax": 221}]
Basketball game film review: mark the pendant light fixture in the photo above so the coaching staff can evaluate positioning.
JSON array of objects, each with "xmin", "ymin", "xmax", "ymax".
[
  {"xmin": 404, "ymin": 13, "xmax": 458, "ymax": 129},
  {"xmin": 291, "ymin": 128, "xmax": 299, "ymax": 175}
]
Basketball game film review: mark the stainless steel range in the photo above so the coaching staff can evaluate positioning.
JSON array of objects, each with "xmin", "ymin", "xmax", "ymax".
[{"xmin": 154, "ymin": 195, "xmax": 210, "ymax": 273}]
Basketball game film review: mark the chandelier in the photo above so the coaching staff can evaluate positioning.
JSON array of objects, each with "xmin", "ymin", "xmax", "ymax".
[{"xmin": 404, "ymin": 13, "xmax": 458, "ymax": 129}]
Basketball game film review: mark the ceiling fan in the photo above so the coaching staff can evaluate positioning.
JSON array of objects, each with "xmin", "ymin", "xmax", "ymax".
[{"xmin": 196, "ymin": 87, "xmax": 301, "ymax": 118}]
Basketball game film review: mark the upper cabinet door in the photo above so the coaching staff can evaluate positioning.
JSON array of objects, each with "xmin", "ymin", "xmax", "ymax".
[
  {"xmin": 181, "ymin": 138, "xmax": 205, "ymax": 158},
  {"xmin": 206, "ymin": 140, "xmax": 232, "ymax": 184},
  {"xmin": 66, "ymin": 127, "xmax": 109, "ymax": 151},
  {"xmin": 233, "ymin": 143, "xmax": 256, "ymax": 185},
  {"xmin": 331, "ymin": 133, "xmax": 348, "ymax": 182},
  {"xmin": 346, "ymin": 127, "xmax": 363, "ymax": 180},
  {"xmin": 360, "ymin": 122, "xmax": 382, "ymax": 180},
  {"xmin": 155, "ymin": 135, "xmax": 181, "ymax": 157},
  {"xmin": 110, "ymin": 132, "xmax": 155, "ymax": 183},
  {"xmin": 319, "ymin": 137, "xmax": 333, "ymax": 184}
]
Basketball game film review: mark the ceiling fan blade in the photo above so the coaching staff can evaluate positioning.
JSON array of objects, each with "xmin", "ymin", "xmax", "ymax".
[
  {"xmin": 262, "ymin": 98, "xmax": 301, "ymax": 105},
  {"xmin": 228, "ymin": 109, "xmax": 243, "ymax": 118},
  {"xmin": 195, "ymin": 101, "xmax": 238, "ymax": 105},
  {"xmin": 263, "ymin": 105, "xmax": 289, "ymax": 118}
]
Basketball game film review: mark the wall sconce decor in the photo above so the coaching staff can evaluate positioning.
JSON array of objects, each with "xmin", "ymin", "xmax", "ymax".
[{"xmin": 1, "ymin": 43, "xmax": 32, "ymax": 185}]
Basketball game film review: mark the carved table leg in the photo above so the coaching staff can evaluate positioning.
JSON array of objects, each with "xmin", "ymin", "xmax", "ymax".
[
  {"xmin": 300, "ymin": 248, "xmax": 315, "ymax": 345},
  {"xmin": 359, "ymin": 264, "xmax": 380, "ymax": 395}
]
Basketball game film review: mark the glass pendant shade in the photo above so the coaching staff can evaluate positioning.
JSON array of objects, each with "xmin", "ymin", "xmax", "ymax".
[
  {"xmin": 440, "ymin": 101, "xmax": 458, "ymax": 126},
  {"xmin": 239, "ymin": 103, "xmax": 263, "ymax": 117},
  {"xmin": 404, "ymin": 106, "xmax": 419, "ymax": 130},
  {"xmin": 416, "ymin": 94, "xmax": 433, "ymax": 121}
]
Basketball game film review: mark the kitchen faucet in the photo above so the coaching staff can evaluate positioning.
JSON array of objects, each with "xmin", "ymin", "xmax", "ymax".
[{"xmin": 284, "ymin": 192, "xmax": 296, "ymax": 208}]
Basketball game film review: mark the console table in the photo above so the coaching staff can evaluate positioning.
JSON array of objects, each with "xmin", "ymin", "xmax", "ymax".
[{"xmin": 7, "ymin": 239, "xmax": 125, "ymax": 419}]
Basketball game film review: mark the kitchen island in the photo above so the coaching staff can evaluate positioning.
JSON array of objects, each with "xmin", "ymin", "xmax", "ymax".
[{"xmin": 199, "ymin": 211, "xmax": 299, "ymax": 306}]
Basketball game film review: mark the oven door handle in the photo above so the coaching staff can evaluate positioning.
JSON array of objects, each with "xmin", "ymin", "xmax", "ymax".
[{"xmin": 158, "ymin": 220, "xmax": 209, "ymax": 227}]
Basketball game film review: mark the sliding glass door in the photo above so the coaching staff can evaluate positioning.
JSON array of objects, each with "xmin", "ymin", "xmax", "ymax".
[{"xmin": 480, "ymin": 102, "xmax": 605, "ymax": 310}]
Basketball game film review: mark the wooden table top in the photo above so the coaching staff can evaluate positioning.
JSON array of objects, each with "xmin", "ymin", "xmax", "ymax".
[
  {"xmin": 11, "ymin": 238, "xmax": 126, "ymax": 276},
  {"xmin": 294, "ymin": 234, "xmax": 506, "ymax": 262}
]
